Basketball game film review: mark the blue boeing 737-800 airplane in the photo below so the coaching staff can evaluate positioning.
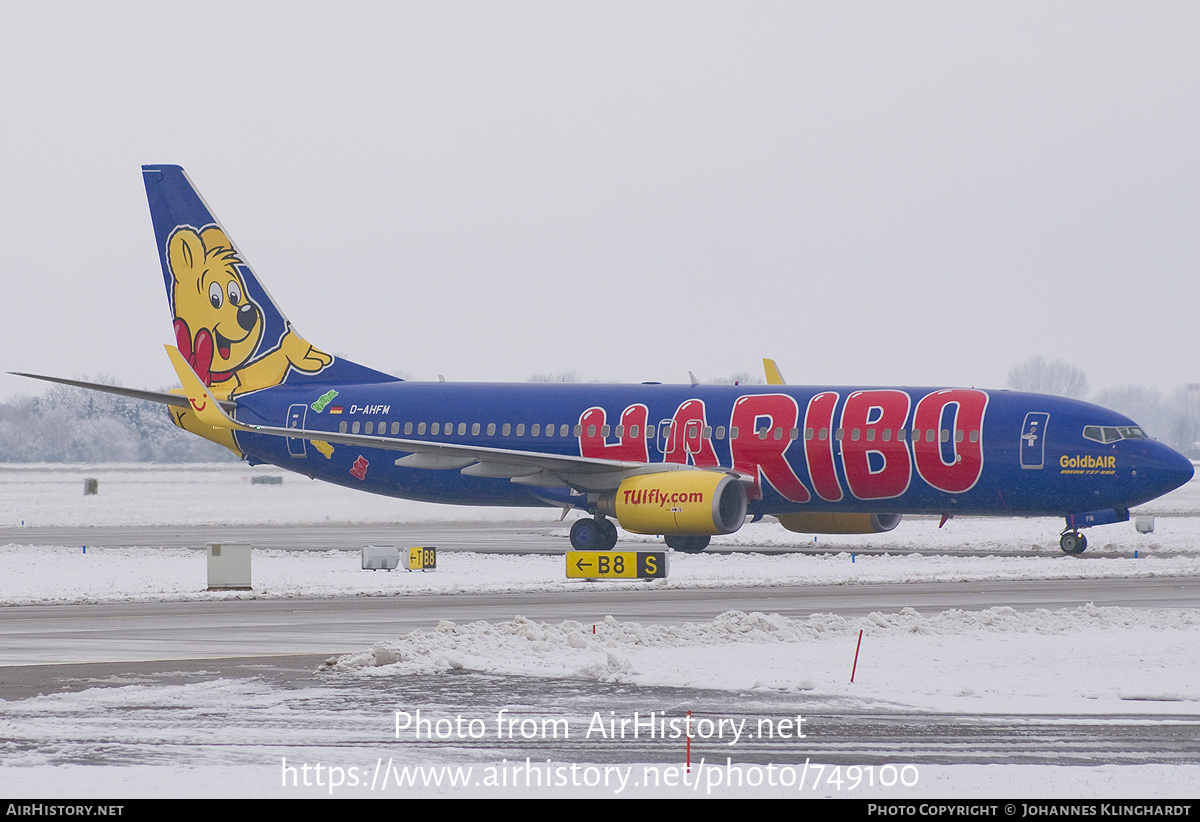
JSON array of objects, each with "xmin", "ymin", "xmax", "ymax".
[{"xmin": 16, "ymin": 166, "xmax": 1195, "ymax": 553}]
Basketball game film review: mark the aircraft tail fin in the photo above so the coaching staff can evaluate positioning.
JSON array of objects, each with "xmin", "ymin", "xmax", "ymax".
[{"xmin": 142, "ymin": 165, "xmax": 397, "ymax": 399}]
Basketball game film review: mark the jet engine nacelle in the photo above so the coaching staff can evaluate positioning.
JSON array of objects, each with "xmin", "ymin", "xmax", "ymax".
[
  {"xmin": 776, "ymin": 512, "xmax": 902, "ymax": 534},
  {"xmin": 597, "ymin": 472, "xmax": 748, "ymax": 536}
]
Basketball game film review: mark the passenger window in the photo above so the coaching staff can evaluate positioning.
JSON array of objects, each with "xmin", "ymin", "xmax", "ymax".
[
  {"xmin": 339, "ymin": 421, "xmax": 348, "ymax": 433},
  {"xmin": 955, "ymin": 430, "xmax": 964, "ymax": 443},
  {"xmin": 487, "ymin": 423, "xmax": 495, "ymax": 436},
  {"xmin": 602, "ymin": 425, "xmax": 610, "ymax": 437},
  {"xmin": 516, "ymin": 424, "xmax": 525, "ymax": 437},
  {"xmin": 647, "ymin": 425, "xmax": 655, "ymax": 439},
  {"xmin": 789, "ymin": 427, "xmax": 799, "ymax": 440},
  {"xmin": 352, "ymin": 421, "xmax": 361, "ymax": 434},
  {"xmin": 431, "ymin": 423, "xmax": 440, "ymax": 435},
  {"xmin": 704, "ymin": 426, "xmax": 713, "ymax": 438},
  {"xmin": 531, "ymin": 424, "xmax": 540, "ymax": 436},
  {"xmin": 728, "ymin": 426, "xmax": 738, "ymax": 439},
  {"xmin": 631, "ymin": 425, "xmax": 641, "ymax": 438},
  {"xmin": 365, "ymin": 421, "xmax": 373, "ymax": 434},
  {"xmin": 404, "ymin": 422, "xmax": 413, "ymax": 435},
  {"xmin": 560, "ymin": 424, "xmax": 569, "ymax": 437},
  {"xmin": 615, "ymin": 425, "xmax": 624, "ymax": 437},
  {"xmin": 587, "ymin": 425, "xmax": 596, "ymax": 437},
  {"xmin": 866, "ymin": 428, "xmax": 875, "ymax": 442},
  {"xmin": 574, "ymin": 424, "xmax": 582, "ymax": 436},
  {"xmin": 714, "ymin": 426, "xmax": 725, "ymax": 440},
  {"xmin": 391, "ymin": 422, "xmax": 399, "ymax": 435},
  {"xmin": 818, "ymin": 427, "xmax": 827, "ymax": 441},
  {"xmin": 969, "ymin": 430, "xmax": 979, "ymax": 443},
  {"xmin": 851, "ymin": 428, "xmax": 860, "ymax": 441},
  {"xmin": 418, "ymin": 422, "xmax": 427, "ymax": 435},
  {"xmin": 472, "ymin": 423, "xmax": 480, "ymax": 435},
  {"xmin": 774, "ymin": 427, "xmax": 783, "ymax": 440},
  {"xmin": 502, "ymin": 423, "xmax": 511, "ymax": 436},
  {"xmin": 940, "ymin": 429, "xmax": 949, "ymax": 443},
  {"xmin": 835, "ymin": 428, "xmax": 844, "ymax": 441}
]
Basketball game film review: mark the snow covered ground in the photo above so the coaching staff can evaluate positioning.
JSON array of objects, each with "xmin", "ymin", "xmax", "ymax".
[{"xmin": 1, "ymin": 463, "xmax": 1199, "ymax": 798}]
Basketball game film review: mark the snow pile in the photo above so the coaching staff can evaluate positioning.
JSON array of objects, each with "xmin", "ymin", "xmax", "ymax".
[
  {"xmin": 326, "ymin": 615, "xmax": 638, "ymax": 681},
  {"xmin": 324, "ymin": 607, "xmax": 1200, "ymax": 711}
]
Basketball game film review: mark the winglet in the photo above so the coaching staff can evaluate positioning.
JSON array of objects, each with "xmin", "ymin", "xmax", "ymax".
[
  {"xmin": 763, "ymin": 358, "xmax": 786, "ymax": 385},
  {"xmin": 165, "ymin": 345, "xmax": 246, "ymax": 431}
]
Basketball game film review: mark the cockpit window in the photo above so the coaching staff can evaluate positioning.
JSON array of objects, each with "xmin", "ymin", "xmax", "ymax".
[{"xmin": 1083, "ymin": 425, "xmax": 1147, "ymax": 444}]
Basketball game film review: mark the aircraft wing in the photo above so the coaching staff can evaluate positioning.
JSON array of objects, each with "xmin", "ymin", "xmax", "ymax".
[
  {"xmin": 162, "ymin": 346, "xmax": 728, "ymax": 492},
  {"xmin": 248, "ymin": 419, "xmax": 661, "ymax": 490}
]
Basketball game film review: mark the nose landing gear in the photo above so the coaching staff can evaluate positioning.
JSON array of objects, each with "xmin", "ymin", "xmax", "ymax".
[{"xmin": 1059, "ymin": 529, "xmax": 1087, "ymax": 555}]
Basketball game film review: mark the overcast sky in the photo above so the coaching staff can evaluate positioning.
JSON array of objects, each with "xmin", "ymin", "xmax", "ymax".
[{"xmin": 1, "ymin": 2, "xmax": 1196, "ymax": 403}]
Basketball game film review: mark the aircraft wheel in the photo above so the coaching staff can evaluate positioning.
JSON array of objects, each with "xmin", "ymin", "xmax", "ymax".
[
  {"xmin": 665, "ymin": 535, "xmax": 710, "ymax": 553},
  {"xmin": 1059, "ymin": 531, "xmax": 1087, "ymax": 555},
  {"xmin": 570, "ymin": 518, "xmax": 600, "ymax": 550},
  {"xmin": 598, "ymin": 518, "xmax": 619, "ymax": 550}
]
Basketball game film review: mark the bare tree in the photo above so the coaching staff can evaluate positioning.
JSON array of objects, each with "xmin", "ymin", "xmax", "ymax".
[
  {"xmin": 1095, "ymin": 384, "xmax": 1200, "ymax": 455},
  {"xmin": 0, "ymin": 378, "xmax": 236, "ymax": 463},
  {"xmin": 527, "ymin": 371, "xmax": 580, "ymax": 383},
  {"xmin": 709, "ymin": 372, "xmax": 764, "ymax": 386},
  {"xmin": 1007, "ymin": 357, "xmax": 1089, "ymax": 399}
]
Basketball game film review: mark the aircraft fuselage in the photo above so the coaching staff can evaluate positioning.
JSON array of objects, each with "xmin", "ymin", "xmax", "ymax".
[{"xmin": 231, "ymin": 380, "xmax": 1192, "ymax": 521}]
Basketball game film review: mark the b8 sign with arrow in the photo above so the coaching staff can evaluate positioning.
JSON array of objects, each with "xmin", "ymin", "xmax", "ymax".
[{"xmin": 565, "ymin": 551, "xmax": 668, "ymax": 580}]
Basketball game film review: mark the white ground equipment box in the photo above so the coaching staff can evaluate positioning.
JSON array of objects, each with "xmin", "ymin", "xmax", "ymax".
[
  {"xmin": 207, "ymin": 542, "xmax": 252, "ymax": 590},
  {"xmin": 361, "ymin": 545, "xmax": 401, "ymax": 571}
]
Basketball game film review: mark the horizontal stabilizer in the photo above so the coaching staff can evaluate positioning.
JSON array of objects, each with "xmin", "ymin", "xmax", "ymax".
[{"xmin": 10, "ymin": 371, "xmax": 236, "ymax": 412}]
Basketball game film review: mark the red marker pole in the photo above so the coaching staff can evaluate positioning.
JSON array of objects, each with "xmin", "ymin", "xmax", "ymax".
[
  {"xmin": 850, "ymin": 629, "xmax": 864, "ymax": 683},
  {"xmin": 686, "ymin": 710, "xmax": 692, "ymax": 773}
]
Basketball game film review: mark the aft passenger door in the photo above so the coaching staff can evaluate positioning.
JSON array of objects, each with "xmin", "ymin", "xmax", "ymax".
[{"xmin": 287, "ymin": 404, "xmax": 308, "ymax": 457}]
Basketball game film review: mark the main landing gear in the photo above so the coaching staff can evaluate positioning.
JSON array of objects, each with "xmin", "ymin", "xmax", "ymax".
[
  {"xmin": 569, "ymin": 517, "xmax": 618, "ymax": 551},
  {"xmin": 567, "ymin": 517, "xmax": 713, "ymax": 554},
  {"xmin": 664, "ymin": 535, "xmax": 710, "ymax": 553},
  {"xmin": 1059, "ymin": 529, "xmax": 1087, "ymax": 555},
  {"xmin": 567, "ymin": 518, "xmax": 713, "ymax": 554}
]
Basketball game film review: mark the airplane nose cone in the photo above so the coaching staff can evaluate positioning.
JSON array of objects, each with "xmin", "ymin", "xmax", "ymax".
[{"xmin": 1146, "ymin": 442, "xmax": 1194, "ymax": 497}]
